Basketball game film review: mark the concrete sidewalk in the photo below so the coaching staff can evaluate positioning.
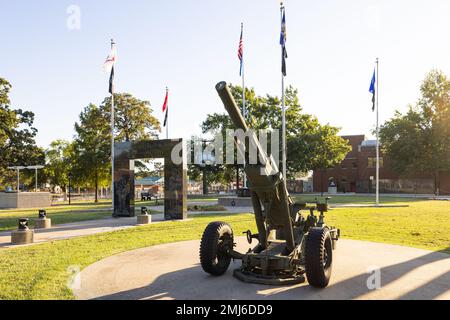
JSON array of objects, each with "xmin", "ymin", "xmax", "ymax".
[
  {"xmin": 0, "ymin": 215, "xmax": 167, "ymax": 248},
  {"xmin": 74, "ymin": 237, "xmax": 450, "ymax": 300}
]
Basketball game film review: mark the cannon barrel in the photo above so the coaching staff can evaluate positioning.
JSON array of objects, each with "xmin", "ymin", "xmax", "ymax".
[
  {"xmin": 216, "ymin": 81, "xmax": 248, "ymax": 131},
  {"xmin": 215, "ymin": 81, "xmax": 296, "ymax": 253},
  {"xmin": 216, "ymin": 81, "xmax": 276, "ymax": 175}
]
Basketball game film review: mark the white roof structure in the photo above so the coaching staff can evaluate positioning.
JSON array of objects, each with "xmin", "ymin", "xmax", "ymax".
[{"xmin": 361, "ymin": 140, "xmax": 377, "ymax": 148}]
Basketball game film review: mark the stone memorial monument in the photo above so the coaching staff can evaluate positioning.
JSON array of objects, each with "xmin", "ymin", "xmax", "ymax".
[
  {"xmin": 11, "ymin": 218, "xmax": 34, "ymax": 245},
  {"xmin": 113, "ymin": 139, "xmax": 187, "ymax": 220},
  {"xmin": 35, "ymin": 209, "xmax": 51, "ymax": 229},
  {"xmin": 137, "ymin": 207, "xmax": 152, "ymax": 225}
]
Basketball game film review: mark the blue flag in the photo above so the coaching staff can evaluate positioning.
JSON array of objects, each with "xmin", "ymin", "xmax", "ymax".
[
  {"xmin": 369, "ymin": 69, "xmax": 376, "ymax": 112},
  {"xmin": 280, "ymin": 6, "xmax": 287, "ymax": 76}
]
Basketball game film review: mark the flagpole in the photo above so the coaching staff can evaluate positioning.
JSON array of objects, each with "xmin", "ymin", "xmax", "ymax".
[
  {"xmin": 376, "ymin": 57, "xmax": 380, "ymax": 206},
  {"xmin": 282, "ymin": 73, "xmax": 287, "ymax": 187},
  {"xmin": 110, "ymin": 39, "xmax": 115, "ymax": 212},
  {"xmin": 166, "ymin": 87, "xmax": 169, "ymax": 139},
  {"xmin": 281, "ymin": 3, "xmax": 287, "ymax": 188},
  {"xmin": 241, "ymin": 23, "xmax": 247, "ymax": 189}
]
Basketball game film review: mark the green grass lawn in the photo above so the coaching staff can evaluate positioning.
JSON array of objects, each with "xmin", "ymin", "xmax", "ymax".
[
  {"xmin": 325, "ymin": 201, "xmax": 450, "ymax": 253},
  {"xmin": 188, "ymin": 194, "xmax": 430, "ymax": 204},
  {"xmin": 0, "ymin": 199, "xmax": 448, "ymax": 300},
  {"xmin": 0, "ymin": 213, "xmax": 256, "ymax": 300}
]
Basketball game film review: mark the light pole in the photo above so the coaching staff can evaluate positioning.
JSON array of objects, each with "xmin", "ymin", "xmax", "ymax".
[{"xmin": 68, "ymin": 172, "xmax": 73, "ymax": 205}]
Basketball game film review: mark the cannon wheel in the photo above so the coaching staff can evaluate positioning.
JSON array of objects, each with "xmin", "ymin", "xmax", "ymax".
[
  {"xmin": 200, "ymin": 222, "xmax": 234, "ymax": 276},
  {"xmin": 305, "ymin": 227, "xmax": 333, "ymax": 288}
]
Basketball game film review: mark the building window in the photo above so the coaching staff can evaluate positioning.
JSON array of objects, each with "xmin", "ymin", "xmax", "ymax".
[{"xmin": 368, "ymin": 157, "xmax": 384, "ymax": 168}]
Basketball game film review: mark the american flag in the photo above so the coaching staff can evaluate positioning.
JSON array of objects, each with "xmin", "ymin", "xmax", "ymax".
[{"xmin": 238, "ymin": 24, "xmax": 244, "ymax": 76}]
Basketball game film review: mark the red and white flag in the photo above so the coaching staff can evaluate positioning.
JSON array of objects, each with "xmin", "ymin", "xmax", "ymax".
[
  {"xmin": 102, "ymin": 44, "xmax": 117, "ymax": 73},
  {"xmin": 162, "ymin": 89, "xmax": 169, "ymax": 113},
  {"xmin": 162, "ymin": 89, "xmax": 169, "ymax": 127}
]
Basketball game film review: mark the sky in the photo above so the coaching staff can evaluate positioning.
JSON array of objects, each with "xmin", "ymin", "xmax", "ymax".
[{"xmin": 2, "ymin": 0, "xmax": 450, "ymax": 148}]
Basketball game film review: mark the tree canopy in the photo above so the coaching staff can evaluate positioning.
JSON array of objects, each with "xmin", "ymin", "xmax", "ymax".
[
  {"xmin": 48, "ymin": 93, "xmax": 163, "ymax": 199},
  {"xmin": 380, "ymin": 69, "xmax": 450, "ymax": 193},
  {"xmin": 101, "ymin": 93, "xmax": 161, "ymax": 142},
  {"xmin": 44, "ymin": 140, "xmax": 76, "ymax": 194},
  {"xmin": 73, "ymin": 104, "xmax": 111, "ymax": 201},
  {"xmin": 0, "ymin": 78, "xmax": 44, "ymax": 189},
  {"xmin": 200, "ymin": 84, "xmax": 350, "ymax": 179}
]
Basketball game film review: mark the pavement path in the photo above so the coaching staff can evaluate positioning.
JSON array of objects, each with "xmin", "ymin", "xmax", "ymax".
[
  {"xmin": 0, "ymin": 217, "xmax": 149, "ymax": 248},
  {"xmin": 73, "ymin": 237, "xmax": 450, "ymax": 300}
]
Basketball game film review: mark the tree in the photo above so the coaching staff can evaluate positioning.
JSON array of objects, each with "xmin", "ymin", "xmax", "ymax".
[
  {"xmin": 380, "ymin": 70, "xmax": 450, "ymax": 194},
  {"xmin": 0, "ymin": 78, "xmax": 44, "ymax": 189},
  {"xmin": 201, "ymin": 84, "xmax": 350, "ymax": 183},
  {"xmin": 291, "ymin": 124, "xmax": 350, "ymax": 169},
  {"xmin": 100, "ymin": 93, "xmax": 161, "ymax": 142},
  {"xmin": 44, "ymin": 140, "xmax": 76, "ymax": 196},
  {"xmin": 135, "ymin": 161, "xmax": 164, "ymax": 179},
  {"xmin": 73, "ymin": 104, "xmax": 111, "ymax": 202},
  {"xmin": 100, "ymin": 93, "xmax": 161, "ymax": 171},
  {"xmin": 72, "ymin": 92, "xmax": 161, "ymax": 201}
]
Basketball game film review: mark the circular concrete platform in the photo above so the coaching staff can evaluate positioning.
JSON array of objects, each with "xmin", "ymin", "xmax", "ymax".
[{"xmin": 73, "ymin": 238, "xmax": 450, "ymax": 300}]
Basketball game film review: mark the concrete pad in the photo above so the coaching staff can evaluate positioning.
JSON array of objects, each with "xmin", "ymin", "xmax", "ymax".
[
  {"xmin": 11, "ymin": 229, "xmax": 34, "ymax": 245},
  {"xmin": 137, "ymin": 215, "xmax": 152, "ymax": 225},
  {"xmin": 74, "ymin": 238, "xmax": 450, "ymax": 300},
  {"xmin": 34, "ymin": 218, "xmax": 52, "ymax": 229}
]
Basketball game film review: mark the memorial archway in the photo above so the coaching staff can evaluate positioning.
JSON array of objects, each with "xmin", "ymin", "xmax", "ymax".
[{"xmin": 113, "ymin": 139, "xmax": 187, "ymax": 220}]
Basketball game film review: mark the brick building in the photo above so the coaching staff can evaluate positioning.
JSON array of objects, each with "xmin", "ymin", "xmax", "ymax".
[{"xmin": 313, "ymin": 135, "xmax": 450, "ymax": 195}]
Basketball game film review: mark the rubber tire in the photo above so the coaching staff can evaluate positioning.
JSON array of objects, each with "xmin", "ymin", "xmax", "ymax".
[
  {"xmin": 305, "ymin": 227, "xmax": 333, "ymax": 288},
  {"xmin": 200, "ymin": 222, "xmax": 233, "ymax": 276}
]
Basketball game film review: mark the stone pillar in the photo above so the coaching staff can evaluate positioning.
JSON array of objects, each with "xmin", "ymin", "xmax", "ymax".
[
  {"xmin": 11, "ymin": 218, "xmax": 34, "ymax": 245},
  {"xmin": 114, "ymin": 142, "xmax": 135, "ymax": 217},
  {"xmin": 113, "ymin": 139, "xmax": 187, "ymax": 220},
  {"xmin": 35, "ymin": 218, "xmax": 51, "ymax": 229},
  {"xmin": 137, "ymin": 215, "xmax": 152, "ymax": 225},
  {"xmin": 164, "ymin": 154, "xmax": 188, "ymax": 220},
  {"xmin": 137, "ymin": 207, "xmax": 152, "ymax": 224}
]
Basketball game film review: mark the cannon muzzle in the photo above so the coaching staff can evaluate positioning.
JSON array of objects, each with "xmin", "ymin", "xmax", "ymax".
[{"xmin": 216, "ymin": 81, "xmax": 248, "ymax": 131}]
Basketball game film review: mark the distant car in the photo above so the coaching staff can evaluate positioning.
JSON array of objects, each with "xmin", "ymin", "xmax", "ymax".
[
  {"xmin": 141, "ymin": 191, "xmax": 158, "ymax": 202},
  {"xmin": 237, "ymin": 187, "xmax": 251, "ymax": 198}
]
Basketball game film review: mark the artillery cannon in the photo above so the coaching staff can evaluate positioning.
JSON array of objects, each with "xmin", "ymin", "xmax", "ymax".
[{"xmin": 199, "ymin": 81, "xmax": 340, "ymax": 288}]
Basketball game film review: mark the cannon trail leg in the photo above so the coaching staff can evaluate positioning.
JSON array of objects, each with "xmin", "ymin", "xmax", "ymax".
[
  {"xmin": 279, "ymin": 184, "xmax": 295, "ymax": 253},
  {"xmin": 251, "ymin": 192, "xmax": 268, "ymax": 249}
]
